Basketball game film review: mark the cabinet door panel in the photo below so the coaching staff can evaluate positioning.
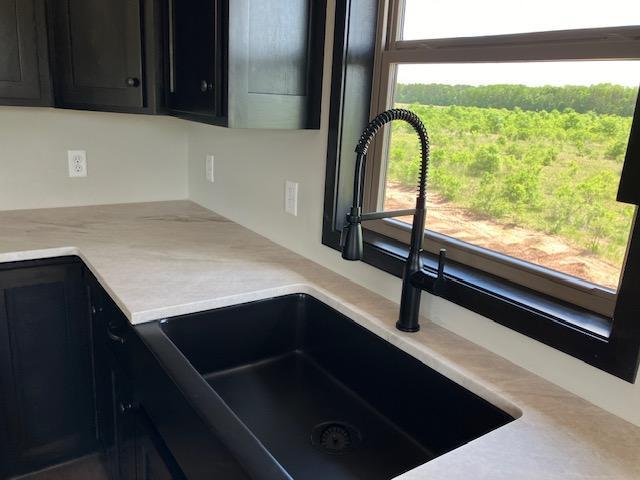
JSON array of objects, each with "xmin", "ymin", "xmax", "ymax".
[
  {"xmin": 168, "ymin": 0, "xmax": 218, "ymax": 114},
  {"xmin": 0, "ymin": 0, "xmax": 51, "ymax": 104},
  {"xmin": 0, "ymin": 0, "xmax": 23, "ymax": 83},
  {"xmin": 227, "ymin": 0, "xmax": 325, "ymax": 129},
  {"xmin": 53, "ymin": 0, "xmax": 144, "ymax": 109},
  {"xmin": 112, "ymin": 364, "xmax": 137, "ymax": 480},
  {"xmin": 247, "ymin": 0, "xmax": 308, "ymax": 97},
  {"xmin": 136, "ymin": 411, "xmax": 179, "ymax": 480},
  {"xmin": 0, "ymin": 262, "xmax": 96, "ymax": 477}
]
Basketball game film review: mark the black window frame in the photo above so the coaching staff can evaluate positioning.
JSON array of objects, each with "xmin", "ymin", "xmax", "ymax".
[{"xmin": 322, "ymin": 0, "xmax": 640, "ymax": 382}]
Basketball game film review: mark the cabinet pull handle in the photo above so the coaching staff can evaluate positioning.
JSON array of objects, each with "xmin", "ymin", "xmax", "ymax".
[
  {"xmin": 107, "ymin": 328, "xmax": 125, "ymax": 344},
  {"xmin": 200, "ymin": 80, "xmax": 213, "ymax": 93},
  {"xmin": 119, "ymin": 401, "xmax": 135, "ymax": 414},
  {"xmin": 126, "ymin": 77, "xmax": 141, "ymax": 87}
]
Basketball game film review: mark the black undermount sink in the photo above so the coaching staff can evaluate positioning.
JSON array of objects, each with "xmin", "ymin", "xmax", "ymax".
[{"xmin": 137, "ymin": 294, "xmax": 514, "ymax": 480}]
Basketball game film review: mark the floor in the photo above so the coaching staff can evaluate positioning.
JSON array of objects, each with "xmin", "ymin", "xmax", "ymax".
[{"xmin": 13, "ymin": 454, "xmax": 110, "ymax": 480}]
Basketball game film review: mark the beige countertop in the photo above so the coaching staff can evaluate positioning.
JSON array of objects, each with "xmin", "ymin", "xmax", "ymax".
[{"xmin": 0, "ymin": 200, "xmax": 638, "ymax": 479}]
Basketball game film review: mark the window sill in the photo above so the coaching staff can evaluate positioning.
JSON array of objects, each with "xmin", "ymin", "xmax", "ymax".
[{"xmin": 324, "ymin": 228, "xmax": 633, "ymax": 381}]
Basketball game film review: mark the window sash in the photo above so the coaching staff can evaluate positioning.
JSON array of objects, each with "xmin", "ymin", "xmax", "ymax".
[{"xmin": 364, "ymin": 3, "xmax": 640, "ymax": 317}]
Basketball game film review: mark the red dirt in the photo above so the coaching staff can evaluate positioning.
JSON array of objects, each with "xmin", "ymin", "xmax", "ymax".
[{"xmin": 384, "ymin": 182, "xmax": 621, "ymax": 289}]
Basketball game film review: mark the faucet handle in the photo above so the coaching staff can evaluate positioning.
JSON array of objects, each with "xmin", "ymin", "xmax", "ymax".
[
  {"xmin": 435, "ymin": 248, "xmax": 447, "ymax": 295},
  {"xmin": 340, "ymin": 224, "xmax": 348, "ymax": 248}
]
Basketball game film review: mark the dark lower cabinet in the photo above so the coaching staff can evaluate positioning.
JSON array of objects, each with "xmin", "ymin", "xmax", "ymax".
[
  {"xmin": 135, "ymin": 410, "xmax": 179, "ymax": 480},
  {"xmin": 0, "ymin": 0, "xmax": 52, "ymax": 106},
  {"xmin": 50, "ymin": 0, "xmax": 163, "ymax": 112},
  {"xmin": 0, "ymin": 257, "xmax": 178, "ymax": 480},
  {"xmin": 0, "ymin": 258, "xmax": 97, "ymax": 479},
  {"xmin": 89, "ymin": 273, "xmax": 182, "ymax": 480},
  {"xmin": 0, "ymin": 256, "xmax": 236, "ymax": 479},
  {"xmin": 102, "ymin": 358, "xmax": 177, "ymax": 480}
]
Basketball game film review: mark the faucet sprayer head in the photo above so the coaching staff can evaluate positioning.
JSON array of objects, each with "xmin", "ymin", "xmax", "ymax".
[{"xmin": 341, "ymin": 218, "xmax": 363, "ymax": 261}]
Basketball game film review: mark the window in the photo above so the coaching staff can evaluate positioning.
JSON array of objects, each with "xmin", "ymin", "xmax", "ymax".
[
  {"xmin": 401, "ymin": 0, "xmax": 640, "ymax": 40},
  {"xmin": 324, "ymin": 0, "xmax": 640, "ymax": 380},
  {"xmin": 363, "ymin": 1, "xmax": 640, "ymax": 316}
]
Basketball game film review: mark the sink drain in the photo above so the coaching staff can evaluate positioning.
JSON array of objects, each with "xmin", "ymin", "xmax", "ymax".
[{"xmin": 311, "ymin": 421, "xmax": 362, "ymax": 455}]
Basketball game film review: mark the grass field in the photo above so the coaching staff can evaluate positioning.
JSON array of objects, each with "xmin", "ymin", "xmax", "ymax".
[{"xmin": 387, "ymin": 102, "xmax": 636, "ymax": 275}]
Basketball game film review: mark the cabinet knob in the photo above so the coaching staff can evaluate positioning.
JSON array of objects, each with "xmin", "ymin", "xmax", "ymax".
[
  {"xmin": 200, "ymin": 80, "xmax": 213, "ymax": 93},
  {"xmin": 119, "ymin": 401, "xmax": 136, "ymax": 413},
  {"xmin": 126, "ymin": 77, "xmax": 141, "ymax": 87},
  {"xmin": 107, "ymin": 329, "xmax": 125, "ymax": 344}
]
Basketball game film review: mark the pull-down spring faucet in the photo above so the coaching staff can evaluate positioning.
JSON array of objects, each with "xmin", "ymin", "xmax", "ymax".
[{"xmin": 341, "ymin": 108, "xmax": 444, "ymax": 332}]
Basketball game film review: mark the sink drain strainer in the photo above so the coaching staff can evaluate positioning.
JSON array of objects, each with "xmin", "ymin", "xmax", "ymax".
[{"xmin": 311, "ymin": 421, "xmax": 362, "ymax": 455}]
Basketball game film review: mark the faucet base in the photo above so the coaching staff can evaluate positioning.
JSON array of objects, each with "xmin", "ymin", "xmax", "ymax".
[{"xmin": 395, "ymin": 321, "xmax": 420, "ymax": 333}]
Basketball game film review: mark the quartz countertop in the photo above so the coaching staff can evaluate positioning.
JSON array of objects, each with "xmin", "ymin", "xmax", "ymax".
[{"xmin": 0, "ymin": 200, "xmax": 638, "ymax": 479}]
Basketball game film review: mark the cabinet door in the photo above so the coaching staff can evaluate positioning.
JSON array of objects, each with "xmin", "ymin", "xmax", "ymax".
[
  {"xmin": 0, "ymin": 0, "xmax": 51, "ymax": 105},
  {"xmin": 0, "ymin": 260, "xmax": 97, "ymax": 478},
  {"xmin": 135, "ymin": 410, "xmax": 182, "ymax": 480},
  {"xmin": 227, "ymin": 0, "xmax": 325, "ymax": 129},
  {"xmin": 167, "ymin": 0, "xmax": 222, "ymax": 116},
  {"xmin": 52, "ymin": 0, "xmax": 145, "ymax": 110},
  {"xmin": 90, "ymin": 275, "xmax": 137, "ymax": 480},
  {"xmin": 111, "ymin": 364, "xmax": 137, "ymax": 480}
]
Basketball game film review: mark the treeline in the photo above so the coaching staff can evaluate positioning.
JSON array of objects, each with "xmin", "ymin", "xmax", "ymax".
[{"xmin": 395, "ymin": 83, "xmax": 638, "ymax": 116}]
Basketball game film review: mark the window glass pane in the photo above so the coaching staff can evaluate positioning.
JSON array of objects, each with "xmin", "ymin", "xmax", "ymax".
[
  {"xmin": 385, "ymin": 61, "xmax": 639, "ymax": 290},
  {"xmin": 401, "ymin": 0, "xmax": 640, "ymax": 40}
]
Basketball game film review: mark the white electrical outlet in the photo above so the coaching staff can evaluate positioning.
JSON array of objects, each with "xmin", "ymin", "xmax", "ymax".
[
  {"xmin": 68, "ymin": 150, "xmax": 87, "ymax": 177},
  {"xmin": 206, "ymin": 154, "xmax": 215, "ymax": 183},
  {"xmin": 285, "ymin": 180, "xmax": 299, "ymax": 216}
]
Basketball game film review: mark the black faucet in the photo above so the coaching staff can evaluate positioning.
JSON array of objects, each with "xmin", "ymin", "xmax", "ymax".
[{"xmin": 341, "ymin": 108, "xmax": 444, "ymax": 332}]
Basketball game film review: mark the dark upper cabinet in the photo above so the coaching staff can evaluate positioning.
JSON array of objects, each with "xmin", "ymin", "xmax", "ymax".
[
  {"xmin": 167, "ymin": 0, "xmax": 223, "ymax": 118},
  {"xmin": 227, "ymin": 0, "xmax": 325, "ymax": 129},
  {"xmin": 167, "ymin": 0, "xmax": 326, "ymax": 129},
  {"xmin": 50, "ymin": 0, "xmax": 163, "ymax": 113},
  {"xmin": 1, "ymin": 0, "xmax": 324, "ymax": 125},
  {"xmin": 0, "ymin": 0, "xmax": 52, "ymax": 106},
  {"xmin": 0, "ymin": 258, "xmax": 97, "ymax": 478}
]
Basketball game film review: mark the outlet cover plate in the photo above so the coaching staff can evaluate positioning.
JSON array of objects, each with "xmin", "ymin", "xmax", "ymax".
[
  {"xmin": 285, "ymin": 180, "xmax": 299, "ymax": 216},
  {"xmin": 68, "ymin": 150, "xmax": 87, "ymax": 177},
  {"xmin": 206, "ymin": 155, "xmax": 215, "ymax": 183}
]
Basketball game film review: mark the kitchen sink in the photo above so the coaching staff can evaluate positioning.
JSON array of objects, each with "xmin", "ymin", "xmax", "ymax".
[{"xmin": 137, "ymin": 294, "xmax": 514, "ymax": 480}]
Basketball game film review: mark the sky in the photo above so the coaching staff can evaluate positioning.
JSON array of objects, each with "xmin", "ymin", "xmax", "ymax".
[
  {"xmin": 396, "ymin": 62, "xmax": 640, "ymax": 87},
  {"xmin": 397, "ymin": 0, "xmax": 640, "ymax": 86}
]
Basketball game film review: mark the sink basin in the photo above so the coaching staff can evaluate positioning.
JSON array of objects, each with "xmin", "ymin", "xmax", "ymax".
[{"xmin": 137, "ymin": 294, "xmax": 514, "ymax": 480}]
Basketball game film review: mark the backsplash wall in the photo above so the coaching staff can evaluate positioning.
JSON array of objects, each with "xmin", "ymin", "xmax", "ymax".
[{"xmin": 0, "ymin": 107, "xmax": 189, "ymax": 211}]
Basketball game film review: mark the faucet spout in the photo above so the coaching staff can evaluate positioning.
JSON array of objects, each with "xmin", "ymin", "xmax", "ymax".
[{"xmin": 341, "ymin": 108, "xmax": 431, "ymax": 332}]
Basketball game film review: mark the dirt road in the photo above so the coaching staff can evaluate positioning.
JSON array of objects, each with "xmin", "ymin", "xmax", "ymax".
[{"xmin": 384, "ymin": 182, "xmax": 620, "ymax": 290}]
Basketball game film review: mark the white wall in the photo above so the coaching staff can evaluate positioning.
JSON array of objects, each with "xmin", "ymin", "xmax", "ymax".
[
  {"xmin": 0, "ymin": 107, "xmax": 188, "ymax": 211},
  {"xmin": 187, "ymin": 1, "xmax": 640, "ymax": 427}
]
